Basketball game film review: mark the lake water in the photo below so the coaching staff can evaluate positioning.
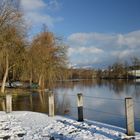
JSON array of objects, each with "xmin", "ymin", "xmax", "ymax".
[
  {"xmin": 54, "ymin": 79, "xmax": 140, "ymax": 132},
  {"xmin": 1, "ymin": 79, "xmax": 140, "ymax": 132}
]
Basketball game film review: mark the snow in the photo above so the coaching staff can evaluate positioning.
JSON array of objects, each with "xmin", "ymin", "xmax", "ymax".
[{"xmin": 0, "ymin": 111, "xmax": 139, "ymax": 140}]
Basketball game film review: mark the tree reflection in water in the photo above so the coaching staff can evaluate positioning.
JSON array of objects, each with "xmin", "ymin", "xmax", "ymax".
[{"xmin": 0, "ymin": 79, "xmax": 140, "ymax": 131}]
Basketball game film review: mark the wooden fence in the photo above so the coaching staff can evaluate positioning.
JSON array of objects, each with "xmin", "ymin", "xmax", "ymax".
[{"xmin": 1, "ymin": 92, "xmax": 136, "ymax": 136}]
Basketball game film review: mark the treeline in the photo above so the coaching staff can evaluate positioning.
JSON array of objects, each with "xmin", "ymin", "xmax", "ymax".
[
  {"xmin": 66, "ymin": 57, "xmax": 140, "ymax": 80},
  {"xmin": 67, "ymin": 69, "xmax": 96, "ymax": 80},
  {"xmin": 96, "ymin": 58, "xmax": 140, "ymax": 79},
  {"xmin": 0, "ymin": 0, "xmax": 68, "ymax": 93}
]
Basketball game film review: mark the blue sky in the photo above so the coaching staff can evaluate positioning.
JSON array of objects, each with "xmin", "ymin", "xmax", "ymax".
[{"xmin": 21, "ymin": 0, "xmax": 140, "ymax": 68}]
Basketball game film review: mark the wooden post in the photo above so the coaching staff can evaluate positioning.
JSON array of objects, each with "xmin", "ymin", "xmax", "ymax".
[
  {"xmin": 77, "ymin": 93, "xmax": 83, "ymax": 121},
  {"xmin": 48, "ymin": 91, "xmax": 54, "ymax": 117},
  {"xmin": 30, "ymin": 94, "xmax": 33, "ymax": 110},
  {"xmin": 6, "ymin": 94, "xmax": 12, "ymax": 113},
  {"xmin": 125, "ymin": 97, "xmax": 135, "ymax": 136}
]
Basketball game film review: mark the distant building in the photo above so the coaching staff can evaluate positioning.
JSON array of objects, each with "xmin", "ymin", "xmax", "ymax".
[{"xmin": 128, "ymin": 70, "xmax": 140, "ymax": 78}]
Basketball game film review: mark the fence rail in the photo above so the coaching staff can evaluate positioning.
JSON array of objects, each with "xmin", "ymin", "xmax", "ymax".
[{"xmin": 56, "ymin": 93, "xmax": 140, "ymax": 103}]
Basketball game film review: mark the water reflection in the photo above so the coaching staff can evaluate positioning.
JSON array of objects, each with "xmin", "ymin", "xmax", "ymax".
[
  {"xmin": 0, "ymin": 98, "xmax": 5, "ymax": 111},
  {"xmin": 55, "ymin": 93, "xmax": 71, "ymax": 115},
  {"xmin": 0, "ymin": 79, "xmax": 140, "ymax": 132},
  {"xmin": 54, "ymin": 79, "xmax": 140, "ymax": 132},
  {"xmin": 54, "ymin": 79, "xmax": 139, "ymax": 96},
  {"xmin": 38, "ymin": 90, "xmax": 48, "ymax": 112}
]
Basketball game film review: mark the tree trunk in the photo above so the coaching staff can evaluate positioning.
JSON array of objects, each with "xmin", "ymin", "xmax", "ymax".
[
  {"xmin": 38, "ymin": 74, "xmax": 42, "ymax": 88},
  {"xmin": 29, "ymin": 71, "xmax": 33, "ymax": 87},
  {"xmin": 12, "ymin": 68, "xmax": 15, "ymax": 81},
  {"xmin": 42, "ymin": 76, "xmax": 45, "ymax": 89},
  {"xmin": 1, "ymin": 55, "xmax": 9, "ymax": 94},
  {"xmin": 1, "ymin": 99, "xmax": 6, "ymax": 111},
  {"xmin": 38, "ymin": 74, "xmax": 45, "ymax": 89}
]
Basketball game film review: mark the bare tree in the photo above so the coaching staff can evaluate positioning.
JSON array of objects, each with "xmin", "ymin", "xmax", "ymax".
[
  {"xmin": 0, "ymin": 0, "xmax": 26, "ymax": 93},
  {"xmin": 30, "ymin": 30, "xmax": 68, "ymax": 89}
]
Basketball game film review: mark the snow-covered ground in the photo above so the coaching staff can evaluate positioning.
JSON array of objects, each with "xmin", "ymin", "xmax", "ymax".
[{"xmin": 0, "ymin": 111, "xmax": 139, "ymax": 140}]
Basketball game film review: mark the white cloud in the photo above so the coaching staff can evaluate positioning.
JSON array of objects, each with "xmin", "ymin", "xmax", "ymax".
[
  {"xmin": 68, "ymin": 46, "xmax": 103, "ymax": 67},
  {"xmin": 116, "ymin": 31, "xmax": 140, "ymax": 48},
  {"xmin": 112, "ymin": 49, "xmax": 135, "ymax": 59},
  {"xmin": 68, "ymin": 31, "xmax": 140, "ymax": 48},
  {"xmin": 46, "ymin": 0, "xmax": 62, "ymax": 11},
  {"xmin": 68, "ymin": 33, "xmax": 93, "ymax": 44},
  {"xmin": 25, "ymin": 12, "xmax": 63, "ymax": 28},
  {"xmin": 20, "ymin": 0, "xmax": 63, "ymax": 29},
  {"xmin": 21, "ymin": 0, "xmax": 46, "ymax": 11},
  {"xmin": 68, "ymin": 46, "xmax": 103, "ymax": 56},
  {"xmin": 67, "ymin": 31, "xmax": 140, "ymax": 68},
  {"xmin": 68, "ymin": 32, "xmax": 114, "ymax": 45}
]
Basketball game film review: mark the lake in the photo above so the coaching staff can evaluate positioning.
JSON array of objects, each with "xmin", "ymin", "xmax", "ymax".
[
  {"xmin": 1, "ymin": 79, "xmax": 140, "ymax": 132},
  {"xmin": 54, "ymin": 79, "xmax": 140, "ymax": 132}
]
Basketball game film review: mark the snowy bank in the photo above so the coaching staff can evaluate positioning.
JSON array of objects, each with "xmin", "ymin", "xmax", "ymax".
[{"xmin": 0, "ymin": 111, "xmax": 139, "ymax": 140}]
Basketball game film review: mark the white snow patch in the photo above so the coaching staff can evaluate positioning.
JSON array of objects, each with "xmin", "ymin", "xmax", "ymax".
[{"xmin": 0, "ymin": 111, "xmax": 139, "ymax": 140}]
